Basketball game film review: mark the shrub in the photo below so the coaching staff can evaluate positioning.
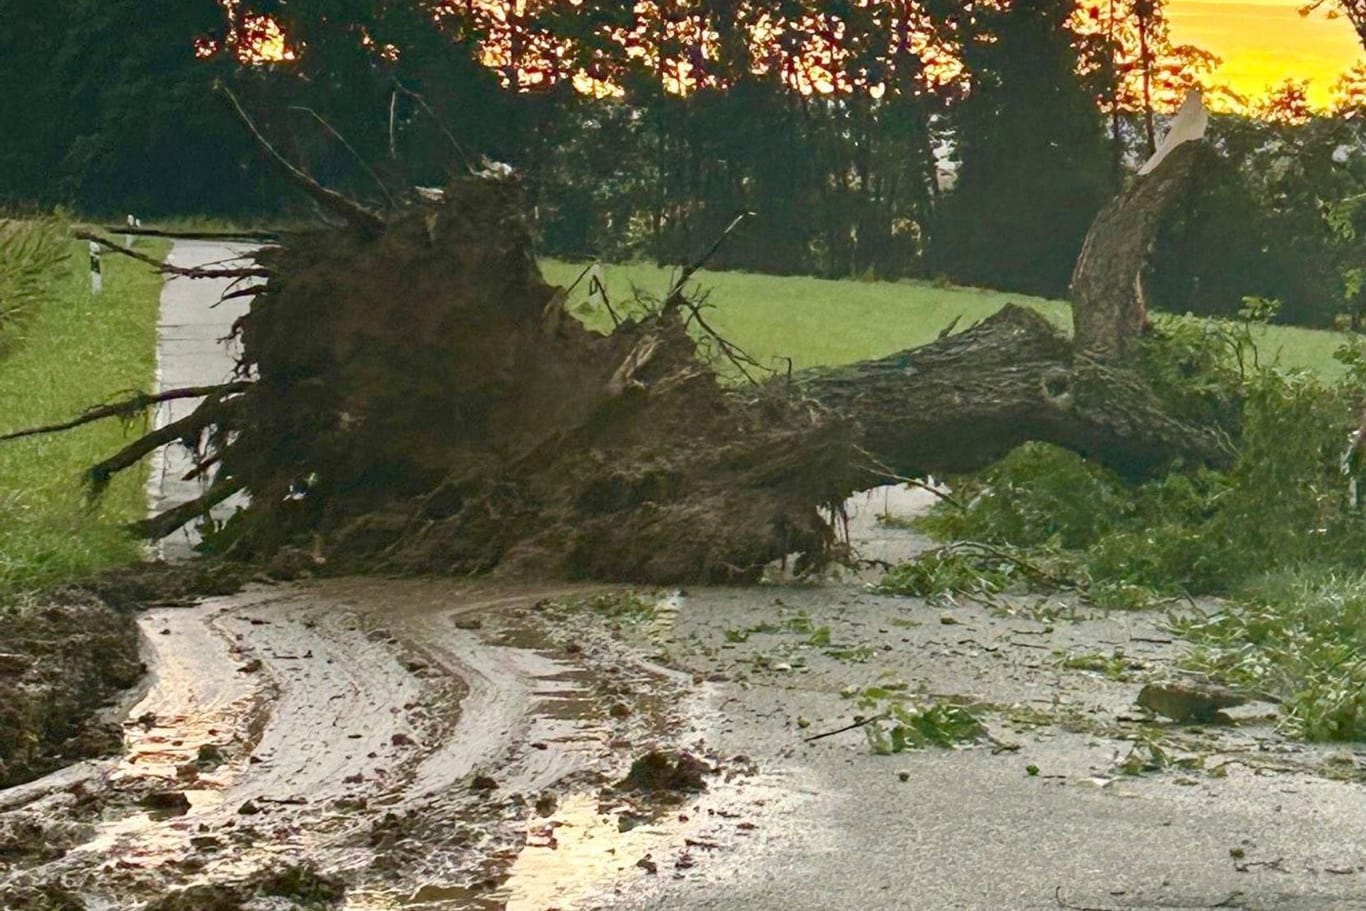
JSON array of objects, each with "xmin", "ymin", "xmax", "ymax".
[{"xmin": 0, "ymin": 218, "xmax": 69, "ymax": 345}]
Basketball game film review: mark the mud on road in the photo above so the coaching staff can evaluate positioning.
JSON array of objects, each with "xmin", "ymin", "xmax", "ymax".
[
  {"xmin": 2, "ymin": 490, "xmax": 1365, "ymax": 911},
  {"xmin": 0, "ymin": 578, "xmax": 777, "ymax": 910}
]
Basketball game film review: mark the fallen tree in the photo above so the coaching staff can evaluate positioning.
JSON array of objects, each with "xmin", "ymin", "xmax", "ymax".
[{"xmin": 6, "ymin": 106, "xmax": 1232, "ymax": 584}]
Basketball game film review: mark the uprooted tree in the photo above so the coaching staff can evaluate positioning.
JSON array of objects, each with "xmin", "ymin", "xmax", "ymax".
[{"xmin": 4, "ymin": 97, "xmax": 1234, "ymax": 584}]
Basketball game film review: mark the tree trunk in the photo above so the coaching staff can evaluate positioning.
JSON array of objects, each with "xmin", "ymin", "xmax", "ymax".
[
  {"xmin": 804, "ymin": 303, "xmax": 1229, "ymax": 483},
  {"xmin": 1071, "ymin": 141, "xmax": 1212, "ymax": 360}
]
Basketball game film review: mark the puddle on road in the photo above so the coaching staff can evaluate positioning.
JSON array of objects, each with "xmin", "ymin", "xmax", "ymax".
[
  {"xmin": 346, "ymin": 793, "xmax": 672, "ymax": 911},
  {"xmin": 72, "ymin": 607, "xmax": 275, "ymax": 876},
  {"xmin": 472, "ymin": 793, "xmax": 671, "ymax": 911}
]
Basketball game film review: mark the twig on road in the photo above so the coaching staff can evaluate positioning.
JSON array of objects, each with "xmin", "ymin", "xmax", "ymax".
[{"xmin": 802, "ymin": 714, "xmax": 889, "ymax": 743}]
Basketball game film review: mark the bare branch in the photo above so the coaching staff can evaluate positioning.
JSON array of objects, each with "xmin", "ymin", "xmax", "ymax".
[
  {"xmin": 99, "ymin": 226, "xmax": 281, "ymax": 243},
  {"xmin": 73, "ymin": 230, "xmax": 270, "ymax": 280},
  {"xmin": 289, "ymin": 105, "xmax": 398, "ymax": 209},
  {"xmin": 215, "ymin": 80, "xmax": 387, "ymax": 235},
  {"xmin": 392, "ymin": 79, "xmax": 473, "ymax": 171},
  {"xmin": 388, "ymin": 91, "xmax": 399, "ymax": 160},
  {"xmin": 664, "ymin": 211, "xmax": 752, "ymax": 310},
  {"xmin": 0, "ymin": 382, "xmax": 252, "ymax": 443},
  {"xmin": 802, "ymin": 714, "xmax": 890, "ymax": 743}
]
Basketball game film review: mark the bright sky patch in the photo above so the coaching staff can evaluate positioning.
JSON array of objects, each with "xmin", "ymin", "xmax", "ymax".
[{"xmin": 1167, "ymin": 0, "xmax": 1362, "ymax": 107}]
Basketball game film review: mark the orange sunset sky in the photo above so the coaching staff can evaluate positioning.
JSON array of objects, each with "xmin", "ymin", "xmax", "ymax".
[{"xmin": 1167, "ymin": 0, "xmax": 1363, "ymax": 106}]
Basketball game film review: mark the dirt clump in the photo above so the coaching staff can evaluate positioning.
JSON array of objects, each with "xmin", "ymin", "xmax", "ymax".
[
  {"xmin": 0, "ymin": 591, "xmax": 141, "ymax": 787},
  {"xmin": 79, "ymin": 558, "xmax": 248, "ymax": 610},
  {"xmin": 143, "ymin": 864, "xmax": 345, "ymax": 911},
  {"xmin": 0, "ymin": 881, "xmax": 87, "ymax": 911},
  {"xmin": 619, "ymin": 750, "xmax": 714, "ymax": 795}
]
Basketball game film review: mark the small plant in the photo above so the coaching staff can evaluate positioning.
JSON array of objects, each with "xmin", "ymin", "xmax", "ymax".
[
  {"xmin": 806, "ymin": 625, "xmax": 832, "ymax": 648},
  {"xmin": 863, "ymin": 701, "xmax": 985, "ymax": 754},
  {"xmin": 540, "ymin": 591, "xmax": 659, "ymax": 625},
  {"xmin": 875, "ymin": 547, "xmax": 1014, "ymax": 598},
  {"xmin": 1056, "ymin": 649, "xmax": 1138, "ymax": 682},
  {"xmin": 1113, "ymin": 737, "xmax": 1172, "ymax": 776}
]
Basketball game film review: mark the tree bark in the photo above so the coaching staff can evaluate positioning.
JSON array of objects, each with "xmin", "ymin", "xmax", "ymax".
[
  {"xmin": 1070, "ymin": 141, "xmax": 1212, "ymax": 360},
  {"xmin": 804, "ymin": 303, "xmax": 1231, "ymax": 483}
]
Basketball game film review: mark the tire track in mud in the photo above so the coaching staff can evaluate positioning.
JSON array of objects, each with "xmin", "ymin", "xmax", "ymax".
[{"xmin": 0, "ymin": 579, "xmax": 779, "ymax": 910}]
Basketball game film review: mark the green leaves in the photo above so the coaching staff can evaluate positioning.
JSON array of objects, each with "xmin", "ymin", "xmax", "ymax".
[
  {"xmin": 1175, "ymin": 569, "xmax": 1366, "ymax": 742},
  {"xmin": 863, "ymin": 701, "xmax": 985, "ymax": 755}
]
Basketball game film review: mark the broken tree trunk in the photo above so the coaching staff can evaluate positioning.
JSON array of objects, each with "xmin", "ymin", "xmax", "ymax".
[
  {"xmin": 3, "ymin": 124, "xmax": 1229, "ymax": 584},
  {"xmin": 1071, "ymin": 142, "xmax": 1216, "ymax": 360},
  {"xmin": 802, "ymin": 304, "xmax": 1229, "ymax": 482}
]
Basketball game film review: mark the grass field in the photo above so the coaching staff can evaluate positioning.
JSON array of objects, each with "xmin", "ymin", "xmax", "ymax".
[
  {"xmin": 0, "ymin": 237, "xmax": 168, "ymax": 598},
  {"xmin": 542, "ymin": 260, "xmax": 1352, "ymax": 378}
]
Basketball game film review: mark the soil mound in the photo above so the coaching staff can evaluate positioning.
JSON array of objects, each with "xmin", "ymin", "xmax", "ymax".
[{"xmin": 0, "ymin": 591, "xmax": 140, "ymax": 787}]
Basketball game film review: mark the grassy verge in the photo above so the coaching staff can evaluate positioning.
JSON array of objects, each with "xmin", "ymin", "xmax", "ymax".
[
  {"xmin": 0, "ymin": 237, "xmax": 168, "ymax": 598},
  {"xmin": 543, "ymin": 259, "xmax": 1351, "ymax": 377}
]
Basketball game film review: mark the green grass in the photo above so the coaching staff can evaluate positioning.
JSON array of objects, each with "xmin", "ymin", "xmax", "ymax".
[
  {"xmin": 0, "ymin": 237, "xmax": 168, "ymax": 598},
  {"xmin": 542, "ymin": 259, "xmax": 1350, "ymax": 377}
]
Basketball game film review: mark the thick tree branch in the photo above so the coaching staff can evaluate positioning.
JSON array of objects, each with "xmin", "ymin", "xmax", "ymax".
[
  {"xmin": 88, "ymin": 396, "xmax": 238, "ymax": 495},
  {"xmin": 1070, "ymin": 142, "xmax": 1213, "ymax": 360},
  {"xmin": 803, "ymin": 305, "xmax": 1233, "ymax": 481},
  {"xmin": 130, "ymin": 478, "xmax": 245, "ymax": 541}
]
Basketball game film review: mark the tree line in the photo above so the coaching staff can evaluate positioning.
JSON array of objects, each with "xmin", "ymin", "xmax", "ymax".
[{"xmin": 1, "ymin": 1, "xmax": 1363, "ymax": 323}]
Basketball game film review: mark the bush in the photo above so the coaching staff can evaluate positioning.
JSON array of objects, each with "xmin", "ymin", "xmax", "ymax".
[
  {"xmin": 915, "ymin": 316, "xmax": 1366, "ymax": 599},
  {"xmin": 0, "ymin": 218, "xmax": 69, "ymax": 344}
]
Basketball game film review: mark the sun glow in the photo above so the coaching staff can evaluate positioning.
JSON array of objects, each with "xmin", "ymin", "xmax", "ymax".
[
  {"xmin": 1167, "ymin": 0, "xmax": 1362, "ymax": 108},
  {"xmin": 213, "ymin": 1, "xmax": 1362, "ymax": 112}
]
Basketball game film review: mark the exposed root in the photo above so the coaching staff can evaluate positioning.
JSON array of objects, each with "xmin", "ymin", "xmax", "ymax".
[
  {"xmin": 0, "ymin": 382, "xmax": 252, "ymax": 443},
  {"xmin": 74, "ymin": 230, "xmax": 270, "ymax": 280}
]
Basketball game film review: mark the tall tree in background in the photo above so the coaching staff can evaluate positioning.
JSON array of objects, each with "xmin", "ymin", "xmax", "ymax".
[
  {"xmin": 931, "ymin": 0, "xmax": 1113, "ymax": 297},
  {"xmin": 1073, "ymin": 0, "xmax": 1220, "ymax": 175},
  {"xmin": 0, "ymin": 0, "xmax": 258, "ymax": 213}
]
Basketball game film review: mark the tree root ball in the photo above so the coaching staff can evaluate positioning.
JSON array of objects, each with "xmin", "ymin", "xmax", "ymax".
[{"xmin": 198, "ymin": 177, "xmax": 852, "ymax": 583}]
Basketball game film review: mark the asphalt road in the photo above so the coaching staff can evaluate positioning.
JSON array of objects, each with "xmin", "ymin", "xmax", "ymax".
[{"xmin": 146, "ymin": 240, "xmax": 257, "ymax": 558}]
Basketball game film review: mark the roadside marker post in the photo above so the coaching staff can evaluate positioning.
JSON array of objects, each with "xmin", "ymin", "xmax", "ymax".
[
  {"xmin": 89, "ymin": 241, "xmax": 102, "ymax": 295},
  {"xmin": 124, "ymin": 214, "xmax": 135, "ymax": 248}
]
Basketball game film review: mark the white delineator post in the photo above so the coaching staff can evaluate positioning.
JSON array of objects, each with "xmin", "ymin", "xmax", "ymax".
[
  {"xmin": 89, "ymin": 241, "xmax": 103, "ymax": 295},
  {"xmin": 125, "ymin": 214, "xmax": 136, "ymax": 248}
]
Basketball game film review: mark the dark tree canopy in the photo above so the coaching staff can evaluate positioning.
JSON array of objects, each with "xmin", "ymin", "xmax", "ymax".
[
  {"xmin": 930, "ymin": 0, "xmax": 1114, "ymax": 297},
  {"xmin": 2, "ymin": 1, "xmax": 1363, "ymax": 325}
]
